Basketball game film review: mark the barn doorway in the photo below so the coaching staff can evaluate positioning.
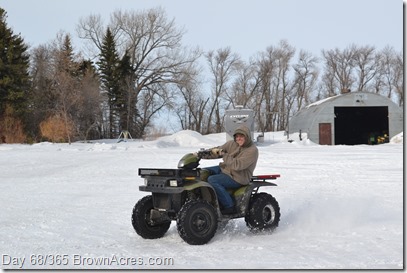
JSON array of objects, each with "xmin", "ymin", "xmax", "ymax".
[{"xmin": 334, "ymin": 106, "xmax": 389, "ymax": 145}]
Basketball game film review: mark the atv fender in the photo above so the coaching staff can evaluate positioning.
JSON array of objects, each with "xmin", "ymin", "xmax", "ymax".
[
  {"xmin": 182, "ymin": 181, "xmax": 220, "ymax": 210},
  {"xmin": 235, "ymin": 181, "xmax": 277, "ymax": 215}
]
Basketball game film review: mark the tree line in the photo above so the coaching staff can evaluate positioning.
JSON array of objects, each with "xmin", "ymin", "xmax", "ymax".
[{"xmin": 0, "ymin": 7, "xmax": 403, "ymax": 143}]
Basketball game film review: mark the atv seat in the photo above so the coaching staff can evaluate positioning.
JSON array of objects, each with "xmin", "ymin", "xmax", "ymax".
[
  {"xmin": 227, "ymin": 174, "xmax": 280, "ymax": 197},
  {"xmin": 201, "ymin": 169, "xmax": 281, "ymax": 197}
]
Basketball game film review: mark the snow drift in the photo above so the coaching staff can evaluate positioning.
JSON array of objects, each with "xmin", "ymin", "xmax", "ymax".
[{"xmin": 0, "ymin": 131, "xmax": 403, "ymax": 269}]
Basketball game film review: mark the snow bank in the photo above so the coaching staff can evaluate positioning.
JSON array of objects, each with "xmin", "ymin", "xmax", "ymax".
[
  {"xmin": 0, "ymin": 130, "xmax": 403, "ymax": 269},
  {"xmin": 390, "ymin": 132, "xmax": 403, "ymax": 144}
]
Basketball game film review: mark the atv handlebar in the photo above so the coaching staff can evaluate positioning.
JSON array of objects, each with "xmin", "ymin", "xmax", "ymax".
[
  {"xmin": 197, "ymin": 148, "xmax": 224, "ymax": 159},
  {"xmin": 197, "ymin": 149, "xmax": 212, "ymax": 158}
]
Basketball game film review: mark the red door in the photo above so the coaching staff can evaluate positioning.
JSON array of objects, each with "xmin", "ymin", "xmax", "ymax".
[{"xmin": 319, "ymin": 123, "xmax": 332, "ymax": 145}]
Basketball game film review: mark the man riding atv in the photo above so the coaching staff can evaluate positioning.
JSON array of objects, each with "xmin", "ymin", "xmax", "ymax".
[
  {"xmin": 198, "ymin": 125, "xmax": 258, "ymax": 215},
  {"xmin": 132, "ymin": 126, "xmax": 280, "ymax": 245}
]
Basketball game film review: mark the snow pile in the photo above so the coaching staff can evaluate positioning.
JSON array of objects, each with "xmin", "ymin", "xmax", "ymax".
[
  {"xmin": 155, "ymin": 130, "xmax": 215, "ymax": 148},
  {"xmin": 390, "ymin": 132, "xmax": 403, "ymax": 144}
]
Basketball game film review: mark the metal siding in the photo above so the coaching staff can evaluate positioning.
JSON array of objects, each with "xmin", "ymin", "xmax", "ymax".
[{"xmin": 288, "ymin": 92, "xmax": 403, "ymax": 144}]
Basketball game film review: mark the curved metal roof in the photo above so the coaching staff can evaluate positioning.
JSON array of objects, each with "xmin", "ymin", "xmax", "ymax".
[{"xmin": 288, "ymin": 92, "xmax": 403, "ymax": 144}]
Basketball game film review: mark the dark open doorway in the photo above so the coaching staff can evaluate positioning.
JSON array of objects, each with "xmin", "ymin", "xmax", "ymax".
[{"xmin": 334, "ymin": 106, "xmax": 389, "ymax": 145}]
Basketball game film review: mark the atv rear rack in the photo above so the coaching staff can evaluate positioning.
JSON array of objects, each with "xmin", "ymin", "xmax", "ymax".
[{"xmin": 250, "ymin": 174, "xmax": 280, "ymax": 183}]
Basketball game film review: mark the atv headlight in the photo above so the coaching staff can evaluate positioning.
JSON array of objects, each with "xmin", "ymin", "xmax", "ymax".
[
  {"xmin": 169, "ymin": 179, "xmax": 178, "ymax": 187},
  {"xmin": 144, "ymin": 178, "xmax": 148, "ymax": 186}
]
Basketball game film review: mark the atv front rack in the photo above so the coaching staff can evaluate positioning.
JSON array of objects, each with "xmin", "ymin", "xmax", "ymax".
[
  {"xmin": 139, "ymin": 168, "xmax": 199, "ymax": 178},
  {"xmin": 138, "ymin": 168, "xmax": 201, "ymax": 190}
]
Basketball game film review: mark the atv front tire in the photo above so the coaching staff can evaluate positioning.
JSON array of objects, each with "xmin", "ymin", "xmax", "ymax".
[
  {"xmin": 245, "ymin": 193, "xmax": 280, "ymax": 231},
  {"xmin": 177, "ymin": 200, "xmax": 218, "ymax": 245},
  {"xmin": 132, "ymin": 195, "xmax": 171, "ymax": 239}
]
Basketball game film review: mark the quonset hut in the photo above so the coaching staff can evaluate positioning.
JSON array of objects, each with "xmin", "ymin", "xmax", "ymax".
[{"xmin": 288, "ymin": 92, "xmax": 403, "ymax": 145}]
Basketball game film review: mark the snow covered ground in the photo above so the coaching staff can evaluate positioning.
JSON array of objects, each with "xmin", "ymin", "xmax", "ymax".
[{"xmin": 0, "ymin": 131, "xmax": 403, "ymax": 269}]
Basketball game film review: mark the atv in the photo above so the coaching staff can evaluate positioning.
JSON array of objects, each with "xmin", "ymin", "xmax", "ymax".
[{"xmin": 131, "ymin": 149, "xmax": 281, "ymax": 245}]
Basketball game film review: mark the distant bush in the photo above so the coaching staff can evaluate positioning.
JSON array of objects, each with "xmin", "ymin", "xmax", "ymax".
[
  {"xmin": 40, "ymin": 115, "xmax": 74, "ymax": 143},
  {"xmin": 0, "ymin": 106, "xmax": 27, "ymax": 143}
]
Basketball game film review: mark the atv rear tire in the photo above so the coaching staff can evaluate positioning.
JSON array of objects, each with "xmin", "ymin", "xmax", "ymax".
[
  {"xmin": 177, "ymin": 200, "xmax": 218, "ymax": 245},
  {"xmin": 245, "ymin": 193, "xmax": 280, "ymax": 231},
  {"xmin": 132, "ymin": 195, "xmax": 171, "ymax": 239}
]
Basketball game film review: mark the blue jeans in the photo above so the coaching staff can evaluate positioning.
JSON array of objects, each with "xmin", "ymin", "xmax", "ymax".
[{"xmin": 204, "ymin": 166, "xmax": 241, "ymax": 209}]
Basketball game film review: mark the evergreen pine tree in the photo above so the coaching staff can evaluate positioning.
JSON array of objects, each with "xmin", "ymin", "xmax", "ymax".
[
  {"xmin": 116, "ymin": 51, "xmax": 134, "ymax": 133},
  {"xmin": 57, "ymin": 35, "xmax": 77, "ymax": 76},
  {"xmin": 97, "ymin": 27, "xmax": 121, "ymax": 138},
  {"xmin": 0, "ymin": 8, "xmax": 30, "ymax": 140}
]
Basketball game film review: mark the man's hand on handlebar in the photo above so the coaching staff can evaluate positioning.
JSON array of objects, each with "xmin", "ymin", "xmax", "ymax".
[
  {"xmin": 196, "ymin": 148, "xmax": 224, "ymax": 158},
  {"xmin": 197, "ymin": 149, "xmax": 212, "ymax": 158}
]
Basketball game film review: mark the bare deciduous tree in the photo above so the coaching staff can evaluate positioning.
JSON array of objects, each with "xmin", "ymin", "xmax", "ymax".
[
  {"xmin": 77, "ymin": 62, "xmax": 102, "ymax": 140},
  {"xmin": 376, "ymin": 46, "xmax": 400, "ymax": 101},
  {"xmin": 392, "ymin": 50, "xmax": 403, "ymax": 106},
  {"xmin": 172, "ymin": 62, "xmax": 209, "ymax": 132},
  {"xmin": 322, "ymin": 44, "xmax": 356, "ymax": 95},
  {"xmin": 254, "ymin": 40, "xmax": 295, "ymax": 132},
  {"xmin": 273, "ymin": 40, "xmax": 295, "ymax": 131},
  {"xmin": 227, "ymin": 60, "xmax": 260, "ymax": 109},
  {"xmin": 28, "ymin": 44, "xmax": 55, "ymax": 139},
  {"xmin": 78, "ymin": 7, "xmax": 201, "ymax": 138},
  {"xmin": 30, "ymin": 32, "xmax": 102, "ymax": 143},
  {"xmin": 291, "ymin": 50, "xmax": 319, "ymax": 111},
  {"xmin": 205, "ymin": 47, "xmax": 240, "ymax": 134},
  {"xmin": 47, "ymin": 34, "xmax": 83, "ymax": 144},
  {"xmin": 353, "ymin": 45, "xmax": 378, "ymax": 92},
  {"xmin": 253, "ymin": 48, "xmax": 274, "ymax": 134}
]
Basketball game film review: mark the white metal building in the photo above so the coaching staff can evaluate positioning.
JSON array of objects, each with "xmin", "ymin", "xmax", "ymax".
[
  {"xmin": 224, "ymin": 106, "xmax": 255, "ymax": 141},
  {"xmin": 288, "ymin": 92, "xmax": 403, "ymax": 145}
]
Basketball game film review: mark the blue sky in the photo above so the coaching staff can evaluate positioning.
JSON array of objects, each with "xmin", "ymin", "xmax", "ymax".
[{"xmin": 0, "ymin": 0, "xmax": 403, "ymax": 60}]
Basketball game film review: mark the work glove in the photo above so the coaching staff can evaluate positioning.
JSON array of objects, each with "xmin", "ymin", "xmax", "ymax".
[
  {"xmin": 197, "ymin": 149, "xmax": 211, "ymax": 158},
  {"xmin": 211, "ymin": 148, "xmax": 224, "ymax": 156}
]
